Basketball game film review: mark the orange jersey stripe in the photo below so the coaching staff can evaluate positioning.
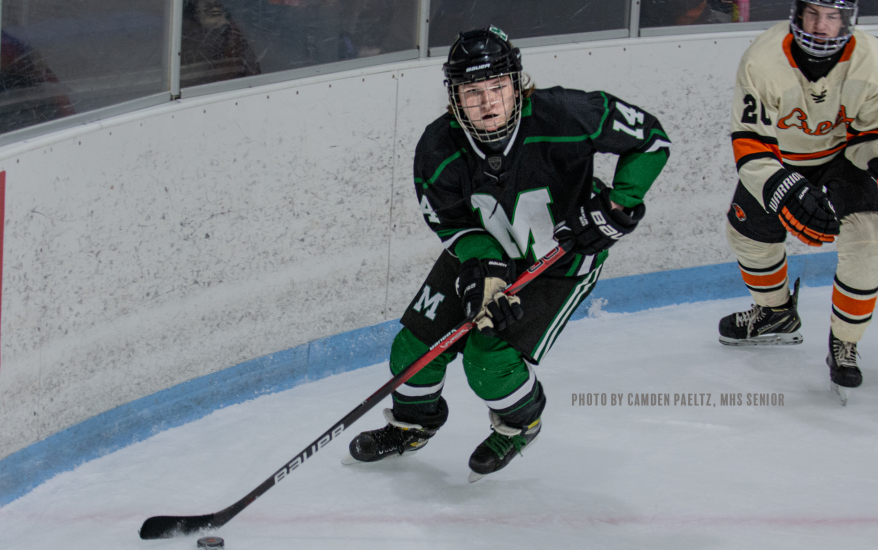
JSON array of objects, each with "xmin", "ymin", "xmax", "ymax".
[
  {"xmin": 832, "ymin": 287, "xmax": 877, "ymax": 317},
  {"xmin": 733, "ymin": 138, "xmax": 781, "ymax": 163},
  {"xmin": 740, "ymin": 264, "xmax": 788, "ymax": 288},
  {"xmin": 782, "ymin": 34, "xmax": 797, "ymax": 68},
  {"xmin": 847, "ymin": 128, "xmax": 878, "ymax": 140},
  {"xmin": 839, "ymin": 36, "xmax": 856, "ymax": 63},
  {"xmin": 782, "ymin": 142, "xmax": 846, "ymax": 162}
]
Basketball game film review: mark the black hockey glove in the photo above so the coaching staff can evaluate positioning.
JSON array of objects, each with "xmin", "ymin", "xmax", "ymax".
[
  {"xmin": 455, "ymin": 258, "xmax": 523, "ymax": 336},
  {"xmin": 553, "ymin": 188, "xmax": 646, "ymax": 257},
  {"xmin": 763, "ymin": 172, "xmax": 839, "ymax": 247}
]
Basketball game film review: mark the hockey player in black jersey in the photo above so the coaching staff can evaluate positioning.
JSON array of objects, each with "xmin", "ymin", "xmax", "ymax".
[{"xmin": 345, "ymin": 26, "xmax": 670, "ymax": 481}]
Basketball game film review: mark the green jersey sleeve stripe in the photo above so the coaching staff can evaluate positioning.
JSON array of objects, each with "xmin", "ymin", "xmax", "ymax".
[
  {"xmin": 521, "ymin": 92, "xmax": 610, "ymax": 144},
  {"xmin": 524, "ymin": 135, "xmax": 589, "ymax": 144},
  {"xmin": 441, "ymin": 228, "xmax": 488, "ymax": 250},
  {"xmin": 643, "ymin": 128, "xmax": 670, "ymax": 142},
  {"xmin": 422, "ymin": 150, "xmax": 464, "ymax": 188},
  {"xmin": 521, "ymin": 97, "xmax": 533, "ymax": 117},
  {"xmin": 638, "ymin": 128, "xmax": 671, "ymax": 151},
  {"xmin": 611, "ymin": 148, "xmax": 670, "ymax": 207},
  {"xmin": 453, "ymin": 232, "xmax": 505, "ymax": 262},
  {"xmin": 589, "ymin": 92, "xmax": 611, "ymax": 141}
]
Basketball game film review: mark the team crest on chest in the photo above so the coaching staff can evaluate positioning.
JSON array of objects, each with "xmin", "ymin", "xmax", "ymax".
[{"xmin": 777, "ymin": 105, "xmax": 852, "ymax": 136}]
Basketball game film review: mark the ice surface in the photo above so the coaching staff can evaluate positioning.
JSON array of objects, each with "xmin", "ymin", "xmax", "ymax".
[{"xmin": 2, "ymin": 285, "xmax": 877, "ymax": 550}]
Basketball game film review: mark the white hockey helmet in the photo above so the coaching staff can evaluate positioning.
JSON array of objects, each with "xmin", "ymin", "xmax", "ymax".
[{"xmin": 790, "ymin": 0, "xmax": 858, "ymax": 57}]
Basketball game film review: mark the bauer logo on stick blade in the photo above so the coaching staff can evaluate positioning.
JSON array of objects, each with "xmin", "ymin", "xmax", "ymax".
[{"xmin": 197, "ymin": 536, "xmax": 224, "ymax": 548}]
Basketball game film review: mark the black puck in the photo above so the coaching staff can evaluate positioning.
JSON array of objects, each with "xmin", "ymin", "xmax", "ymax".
[{"xmin": 197, "ymin": 536, "xmax": 224, "ymax": 548}]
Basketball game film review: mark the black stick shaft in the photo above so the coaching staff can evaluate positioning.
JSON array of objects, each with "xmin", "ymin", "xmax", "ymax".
[{"xmin": 139, "ymin": 244, "xmax": 570, "ymax": 539}]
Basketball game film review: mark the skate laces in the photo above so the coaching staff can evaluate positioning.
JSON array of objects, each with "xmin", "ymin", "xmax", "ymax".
[
  {"xmin": 368, "ymin": 425, "xmax": 415, "ymax": 454},
  {"xmin": 832, "ymin": 339, "xmax": 859, "ymax": 368},
  {"xmin": 484, "ymin": 431, "xmax": 528, "ymax": 459},
  {"xmin": 736, "ymin": 304, "xmax": 766, "ymax": 333}
]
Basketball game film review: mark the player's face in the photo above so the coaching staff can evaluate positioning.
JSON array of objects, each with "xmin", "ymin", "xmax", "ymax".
[
  {"xmin": 457, "ymin": 76, "xmax": 517, "ymax": 133},
  {"xmin": 196, "ymin": 0, "xmax": 229, "ymax": 29},
  {"xmin": 801, "ymin": 4, "xmax": 844, "ymax": 39}
]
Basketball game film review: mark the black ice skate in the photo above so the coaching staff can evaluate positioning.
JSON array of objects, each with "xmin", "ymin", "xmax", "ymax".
[
  {"xmin": 718, "ymin": 278, "xmax": 803, "ymax": 346},
  {"xmin": 468, "ymin": 411, "xmax": 541, "ymax": 483},
  {"xmin": 342, "ymin": 409, "xmax": 439, "ymax": 465},
  {"xmin": 827, "ymin": 331, "xmax": 862, "ymax": 406}
]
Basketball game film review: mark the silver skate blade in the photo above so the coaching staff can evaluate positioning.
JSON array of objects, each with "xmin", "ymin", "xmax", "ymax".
[
  {"xmin": 468, "ymin": 470, "xmax": 486, "ymax": 483},
  {"xmin": 831, "ymin": 383, "xmax": 849, "ymax": 406},
  {"xmin": 340, "ymin": 452, "xmax": 361, "ymax": 466},
  {"xmin": 719, "ymin": 332, "xmax": 803, "ymax": 346},
  {"xmin": 341, "ymin": 450, "xmax": 415, "ymax": 466}
]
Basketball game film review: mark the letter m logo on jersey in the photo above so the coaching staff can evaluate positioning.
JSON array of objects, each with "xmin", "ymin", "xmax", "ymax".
[
  {"xmin": 413, "ymin": 285, "xmax": 445, "ymax": 320},
  {"xmin": 471, "ymin": 189, "xmax": 555, "ymax": 260}
]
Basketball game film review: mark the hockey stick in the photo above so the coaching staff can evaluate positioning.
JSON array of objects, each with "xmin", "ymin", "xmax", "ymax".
[{"xmin": 139, "ymin": 242, "xmax": 571, "ymax": 539}]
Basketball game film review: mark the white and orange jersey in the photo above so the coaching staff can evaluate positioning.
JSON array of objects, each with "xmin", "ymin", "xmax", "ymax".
[{"xmin": 732, "ymin": 22, "xmax": 878, "ymax": 209}]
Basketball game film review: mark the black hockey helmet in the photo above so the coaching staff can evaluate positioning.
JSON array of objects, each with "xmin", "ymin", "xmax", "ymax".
[
  {"xmin": 790, "ymin": 0, "xmax": 857, "ymax": 57},
  {"xmin": 443, "ymin": 26, "xmax": 522, "ymax": 87},
  {"xmin": 443, "ymin": 26, "xmax": 524, "ymax": 143}
]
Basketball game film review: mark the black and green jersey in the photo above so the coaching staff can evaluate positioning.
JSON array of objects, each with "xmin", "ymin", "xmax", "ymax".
[{"xmin": 413, "ymin": 86, "xmax": 671, "ymax": 276}]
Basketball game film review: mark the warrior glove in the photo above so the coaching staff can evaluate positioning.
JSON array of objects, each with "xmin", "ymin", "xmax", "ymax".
[
  {"xmin": 455, "ymin": 258, "xmax": 523, "ymax": 336},
  {"xmin": 553, "ymin": 188, "xmax": 646, "ymax": 257},
  {"xmin": 764, "ymin": 172, "xmax": 839, "ymax": 247}
]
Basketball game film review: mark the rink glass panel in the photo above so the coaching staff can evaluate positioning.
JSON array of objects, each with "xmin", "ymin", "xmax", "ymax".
[
  {"xmin": 427, "ymin": 0, "xmax": 628, "ymax": 48},
  {"xmin": 640, "ymin": 0, "xmax": 878, "ymax": 28},
  {"xmin": 862, "ymin": 0, "xmax": 878, "ymax": 16},
  {"xmin": 0, "ymin": 0, "xmax": 167, "ymax": 134},
  {"xmin": 183, "ymin": 0, "xmax": 419, "ymax": 86},
  {"xmin": 3, "ymin": 0, "xmax": 878, "ymax": 137}
]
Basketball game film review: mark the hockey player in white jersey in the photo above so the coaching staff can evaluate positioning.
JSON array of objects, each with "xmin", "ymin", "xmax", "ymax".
[{"xmin": 719, "ymin": 0, "xmax": 878, "ymax": 404}]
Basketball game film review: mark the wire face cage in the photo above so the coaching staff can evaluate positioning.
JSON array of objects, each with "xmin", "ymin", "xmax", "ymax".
[
  {"xmin": 790, "ymin": 0, "xmax": 858, "ymax": 57},
  {"xmin": 448, "ymin": 72, "xmax": 523, "ymax": 143}
]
